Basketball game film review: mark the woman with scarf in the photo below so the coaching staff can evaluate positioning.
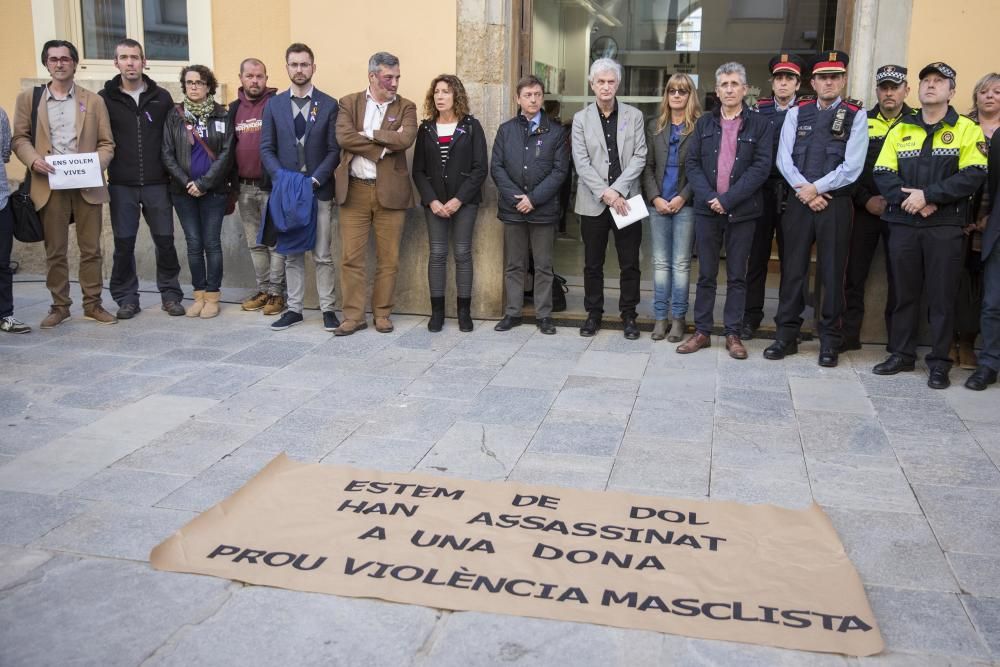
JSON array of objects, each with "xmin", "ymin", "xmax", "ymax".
[{"xmin": 162, "ymin": 64, "xmax": 234, "ymax": 318}]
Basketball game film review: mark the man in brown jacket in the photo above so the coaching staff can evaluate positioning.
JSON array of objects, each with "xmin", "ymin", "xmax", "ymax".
[
  {"xmin": 333, "ymin": 51, "xmax": 417, "ymax": 335},
  {"xmin": 13, "ymin": 40, "xmax": 116, "ymax": 328}
]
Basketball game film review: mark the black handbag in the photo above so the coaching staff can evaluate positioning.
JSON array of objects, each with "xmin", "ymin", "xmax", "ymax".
[{"xmin": 11, "ymin": 86, "xmax": 45, "ymax": 243}]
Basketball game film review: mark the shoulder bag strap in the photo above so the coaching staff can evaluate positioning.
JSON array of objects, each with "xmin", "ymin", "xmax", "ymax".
[{"xmin": 175, "ymin": 104, "xmax": 217, "ymax": 161}]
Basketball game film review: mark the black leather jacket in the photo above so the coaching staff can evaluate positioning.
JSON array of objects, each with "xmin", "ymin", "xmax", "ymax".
[{"xmin": 161, "ymin": 101, "xmax": 234, "ymax": 194}]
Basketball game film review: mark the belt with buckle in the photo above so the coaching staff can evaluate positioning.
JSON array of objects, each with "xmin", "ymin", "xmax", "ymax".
[
  {"xmin": 349, "ymin": 176, "xmax": 377, "ymax": 185},
  {"xmin": 239, "ymin": 177, "xmax": 262, "ymax": 187}
]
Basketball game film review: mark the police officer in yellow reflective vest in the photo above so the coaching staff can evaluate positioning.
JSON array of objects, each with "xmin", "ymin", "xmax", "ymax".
[
  {"xmin": 872, "ymin": 62, "xmax": 988, "ymax": 389},
  {"xmin": 842, "ymin": 65, "xmax": 916, "ymax": 351}
]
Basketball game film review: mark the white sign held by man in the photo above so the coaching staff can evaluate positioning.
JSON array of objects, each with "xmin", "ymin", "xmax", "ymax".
[{"xmin": 45, "ymin": 152, "xmax": 104, "ymax": 190}]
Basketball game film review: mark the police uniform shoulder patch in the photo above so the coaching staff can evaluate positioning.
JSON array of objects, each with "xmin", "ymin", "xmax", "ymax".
[
  {"xmin": 755, "ymin": 97, "xmax": 775, "ymax": 107},
  {"xmin": 797, "ymin": 95, "xmax": 816, "ymax": 107},
  {"xmin": 978, "ymin": 141, "xmax": 989, "ymax": 157},
  {"xmin": 843, "ymin": 98, "xmax": 863, "ymax": 111},
  {"xmin": 941, "ymin": 131, "xmax": 954, "ymax": 145}
]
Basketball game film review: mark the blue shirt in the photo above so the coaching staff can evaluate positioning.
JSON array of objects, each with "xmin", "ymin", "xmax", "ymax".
[
  {"xmin": 523, "ymin": 111, "xmax": 541, "ymax": 133},
  {"xmin": 660, "ymin": 122, "xmax": 683, "ymax": 200}
]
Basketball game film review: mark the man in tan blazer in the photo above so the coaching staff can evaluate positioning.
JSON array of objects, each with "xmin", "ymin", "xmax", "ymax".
[
  {"xmin": 13, "ymin": 40, "xmax": 115, "ymax": 328},
  {"xmin": 333, "ymin": 51, "xmax": 417, "ymax": 335}
]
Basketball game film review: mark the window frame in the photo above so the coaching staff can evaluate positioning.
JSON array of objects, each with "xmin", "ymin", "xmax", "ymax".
[{"xmin": 32, "ymin": 0, "xmax": 213, "ymax": 80}]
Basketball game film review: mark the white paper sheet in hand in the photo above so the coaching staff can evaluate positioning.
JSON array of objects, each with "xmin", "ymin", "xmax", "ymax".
[
  {"xmin": 610, "ymin": 195, "xmax": 649, "ymax": 229},
  {"xmin": 45, "ymin": 153, "xmax": 104, "ymax": 190}
]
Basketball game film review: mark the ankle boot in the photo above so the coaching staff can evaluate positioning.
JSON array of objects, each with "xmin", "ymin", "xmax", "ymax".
[
  {"xmin": 428, "ymin": 296, "xmax": 445, "ymax": 332},
  {"xmin": 667, "ymin": 317, "xmax": 686, "ymax": 343},
  {"xmin": 186, "ymin": 290, "xmax": 205, "ymax": 318},
  {"xmin": 200, "ymin": 291, "xmax": 221, "ymax": 319},
  {"xmin": 457, "ymin": 297, "xmax": 473, "ymax": 332},
  {"xmin": 651, "ymin": 319, "xmax": 668, "ymax": 341},
  {"xmin": 959, "ymin": 332, "xmax": 978, "ymax": 370}
]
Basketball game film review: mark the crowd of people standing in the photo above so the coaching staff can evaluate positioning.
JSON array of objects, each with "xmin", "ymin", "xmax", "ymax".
[{"xmin": 2, "ymin": 37, "xmax": 999, "ymax": 392}]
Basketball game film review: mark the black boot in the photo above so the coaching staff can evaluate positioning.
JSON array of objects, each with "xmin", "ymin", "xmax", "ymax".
[
  {"xmin": 457, "ymin": 297, "xmax": 473, "ymax": 332},
  {"xmin": 428, "ymin": 296, "xmax": 445, "ymax": 332}
]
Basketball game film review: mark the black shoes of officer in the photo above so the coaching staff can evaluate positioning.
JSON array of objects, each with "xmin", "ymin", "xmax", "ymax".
[
  {"xmin": 763, "ymin": 339, "xmax": 797, "ymax": 360},
  {"xmin": 537, "ymin": 317, "xmax": 556, "ymax": 335},
  {"xmin": 494, "ymin": 315, "xmax": 522, "ymax": 332},
  {"xmin": 927, "ymin": 367, "xmax": 951, "ymax": 390},
  {"xmin": 818, "ymin": 347, "xmax": 839, "ymax": 367},
  {"xmin": 579, "ymin": 315, "xmax": 601, "ymax": 337},
  {"xmin": 965, "ymin": 366, "xmax": 998, "ymax": 391},
  {"xmin": 839, "ymin": 337, "xmax": 862, "ymax": 351},
  {"xmin": 623, "ymin": 316, "xmax": 640, "ymax": 340},
  {"xmin": 872, "ymin": 354, "xmax": 915, "ymax": 375},
  {"xmin": 740, "ymin": 322, "xmax": 756, "ymax": 340}
]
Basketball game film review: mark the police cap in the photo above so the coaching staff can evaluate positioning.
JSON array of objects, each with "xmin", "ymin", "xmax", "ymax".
[
  {"xmin": 769, "ymin": 53, "xmax": 805, "ymax": 77},
  {"xmin": 811, "ymin": 50, "xmax": 849, "ymax": 75},
  {"xmin": 919, "ymin": 61, "xmax": 956, "ymax": 82},
  {"xmin": 875, "ymin": 65, "xmax": 907, "ymax": 86}
]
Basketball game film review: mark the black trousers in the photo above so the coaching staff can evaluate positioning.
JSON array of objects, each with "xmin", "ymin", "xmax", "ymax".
[
  {"xmin": 887, "ymin": 223, "xmax": 963, "ymax": 370},
  {"xmin": 581, "ymin": 208, "xmax": 641, "ymax": 319},
  {"xmin": 109, "ymin": 184, "xmax": 182, "ymax": 306},
  {"xmin": 0, "ymin": 202, "xmax": 13, "ymax": 318},
  {"xmin": 693, "ymin": 213, "xmax": 755, "ymax": 336},
  {"xmin": 774, "ymin": 195, "xmax": 852, "ymax": 347},
  {"xmin": 743, "ymin": 178, "xmax": 786, "ymax": 329},
  {"xmin": 842, "ymin": 205, "xmax": 894, "ymax": 344}
]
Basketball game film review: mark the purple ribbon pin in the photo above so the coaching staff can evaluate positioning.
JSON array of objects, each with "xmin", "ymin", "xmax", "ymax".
[
  {"xmin": 387, "ymin": 116, "xmax": 396, "ymax": 122},
  {"xmin": 536, "ymin": 139, "xmax": 543, "ymax": 146},
  {"xmin": 144, "ymin": 111, "xmax": 152, "ymax": 122}
]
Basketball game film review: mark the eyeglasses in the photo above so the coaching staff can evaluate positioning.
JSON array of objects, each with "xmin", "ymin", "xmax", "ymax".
[
  {"xmin": 184, "ymin": 80, "xmax": 207, "ymax": 88},
  {"xmin": 667, "ymin": 88, "xmax": 690, "ymax": 96},
  {"xmin": 46, "ymin": 56, "xmax": 74, "ymax": 65}
]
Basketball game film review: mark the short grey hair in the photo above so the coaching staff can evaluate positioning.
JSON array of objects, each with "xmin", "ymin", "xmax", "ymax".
[
  {"xmin": 715, "ymin": 62, "xmax": 748, "ymax": 86},
  {"xmin": 589, "ymin": 58, "xmax": 622, "ymax": 85},
  {"xmin": 369, "ymin": 52, "xmax": 400, "ymax": 74}
]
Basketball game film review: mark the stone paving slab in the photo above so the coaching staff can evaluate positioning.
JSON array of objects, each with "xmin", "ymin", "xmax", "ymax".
[{"xmin": 2, "ymin": 280, "xmax": 1000, "ymax": 664}]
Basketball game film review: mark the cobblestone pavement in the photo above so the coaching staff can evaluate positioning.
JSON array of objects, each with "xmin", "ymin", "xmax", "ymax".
[{"xmin": 2, "ymin": 280, "xmax": 999, "ymax": 666}]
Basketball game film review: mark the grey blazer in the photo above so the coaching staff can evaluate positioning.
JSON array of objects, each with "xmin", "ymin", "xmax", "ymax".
[
  {"xmin": 641, "ymin": 116, "xmax": 693, "ymax": 206},
  {"xmin": 571, "ymin": 100, "xmax": 647, "ymax": 216}
]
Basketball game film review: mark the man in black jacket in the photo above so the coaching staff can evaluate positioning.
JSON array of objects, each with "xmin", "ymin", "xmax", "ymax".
[
  {"xmin": 677, "ymin": 62, "xmax": 773, "ymax": 359},
  {"xmin": 99, "ymin": 38, "xmax": 183, "ymax": 318},
  {"xmin": 490, "ymin": 75, "xmax": 569, "ymax": 335}
]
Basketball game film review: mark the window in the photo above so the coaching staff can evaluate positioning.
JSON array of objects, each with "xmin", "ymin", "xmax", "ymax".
[{"xmin": 79, "ymin": 0, "xmax": 189, "ymax": 61}]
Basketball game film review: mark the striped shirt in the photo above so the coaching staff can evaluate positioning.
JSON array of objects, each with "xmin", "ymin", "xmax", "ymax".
[{"xmin": 437, "ymin": 121, "xmax": 457, "ymax": 167}]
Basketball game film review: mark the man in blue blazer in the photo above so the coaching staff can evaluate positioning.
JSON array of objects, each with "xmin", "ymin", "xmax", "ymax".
[{"xmin": 260, "ymin": 42, "xmax": 340, "ymax": 332}]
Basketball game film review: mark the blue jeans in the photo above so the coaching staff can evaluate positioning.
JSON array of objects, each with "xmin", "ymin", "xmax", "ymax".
[
  {"xmin": 980, "ymin": 247, "xmax": 1000, "ymax": 372},
  {"xmin": 173, "ymin": 192, "xmax": 226, "ymax": 292},
  {"xmin": 649, "ymin": 206, "xmax": 695, "ymax": 319}
]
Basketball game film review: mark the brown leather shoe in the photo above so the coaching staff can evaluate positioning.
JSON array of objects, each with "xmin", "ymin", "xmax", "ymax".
[
  {"xmin": 262, "ymin": 295, "xmax": 286, "ymax": 316},
  {"xmin": 676, "ymin": 331, "xmax": 711, "ymax": 354},
  {"xmin": 40, "ymin": 307, "xmax": 71, "ymax": 329},
  {"xmin": 726, "ymin": 334, "xmax": 748, "ymax": 360},
  {"xmin": 83, "ymin": 306, "xmax": 117, "ymax": 325},
  {"xmin": 333, "ymin": 319, "xmax": 368, "ymax": 337},
  {"xmin": 241, "ymin": 291, "xmax": 269, "ymax": 311},
  {"xmin": 374, "ymin": 316, "xmax": 394, "ymax": 333}
]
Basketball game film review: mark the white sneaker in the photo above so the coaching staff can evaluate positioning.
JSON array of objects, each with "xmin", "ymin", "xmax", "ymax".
[{"xmin": 0, "ymin": 316, "xmax": 31, "ymax": 334}]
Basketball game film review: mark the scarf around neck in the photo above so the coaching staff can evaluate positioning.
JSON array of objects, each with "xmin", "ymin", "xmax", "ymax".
[{"xmin": 182, "ymin": 97, "xmax": 216, "ymax": 125}]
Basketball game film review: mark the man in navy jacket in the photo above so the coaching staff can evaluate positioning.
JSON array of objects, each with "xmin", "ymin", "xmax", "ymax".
[
  {"xmin": 677, "ymin": 62, "xmax": 772, "ymax": 359},
  {"xmin": 260, "ymin": 42, "xmax": 340, "ymax": 332}
]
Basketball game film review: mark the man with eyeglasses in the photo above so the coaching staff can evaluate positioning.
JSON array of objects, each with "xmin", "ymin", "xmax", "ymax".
[
  {"xmin": 765, "ymin": 51, "xmax": 868, "ymax": 367},
  {"xmin": 743, "ymin": 52, "xmax": 805, "ymax": 340},
  {"xmin": 99, "ymin": 37, "xmax": 184, "ymax": 320},
  {"xmin": 12, "ymin": 39, "xmax": 116, "ymax": 328},
  {"xmin": 260, "ymin": 43, "xmax": 341, "ymax": 332}
]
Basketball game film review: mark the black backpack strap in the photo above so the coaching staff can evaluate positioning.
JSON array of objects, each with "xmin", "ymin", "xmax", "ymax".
[{"xmin": 23, "ymin": 85, "xmax": 44, "ymax": 187}]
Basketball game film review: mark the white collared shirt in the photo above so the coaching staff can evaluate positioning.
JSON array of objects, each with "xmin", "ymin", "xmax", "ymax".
[{"xmin": 349, "ymin": 87, "xmax": 396, "ymax": 179}]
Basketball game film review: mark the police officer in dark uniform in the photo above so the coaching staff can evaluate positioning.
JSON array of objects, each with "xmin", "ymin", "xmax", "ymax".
[
  {"xmin": 872, "ymin": 62, "xmax": 988, "ymax": 389},
  {"xmin": 841, "ymin": 65, "xmax": 915, "ymax": 351},
  {"xmin": 743, "ymin": 52, "xmax": 806, "ymax": 340},
  {"xmin": 765, "ymin": 51, "xmax": 868, "ymax": 366}
]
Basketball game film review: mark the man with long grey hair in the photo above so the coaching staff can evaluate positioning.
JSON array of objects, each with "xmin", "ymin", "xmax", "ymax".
[{"xmin": 572, "ymin": 58, "xmax": 648, "ymax": 339}]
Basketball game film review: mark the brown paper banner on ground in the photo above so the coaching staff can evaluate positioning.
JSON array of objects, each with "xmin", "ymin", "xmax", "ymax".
[{"xmin": 150, "ymin": 454, "xmax": 883, "ymax": 656}]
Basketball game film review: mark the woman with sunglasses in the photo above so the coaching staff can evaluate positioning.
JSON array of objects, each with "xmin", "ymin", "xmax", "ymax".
[
  {"xmin": 162, "ymin": 65, "xmax": 234, "ymax": 318},
  {"xmin": 642, "ymin": 74, "xmax": 702, "ymax": 341}
]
